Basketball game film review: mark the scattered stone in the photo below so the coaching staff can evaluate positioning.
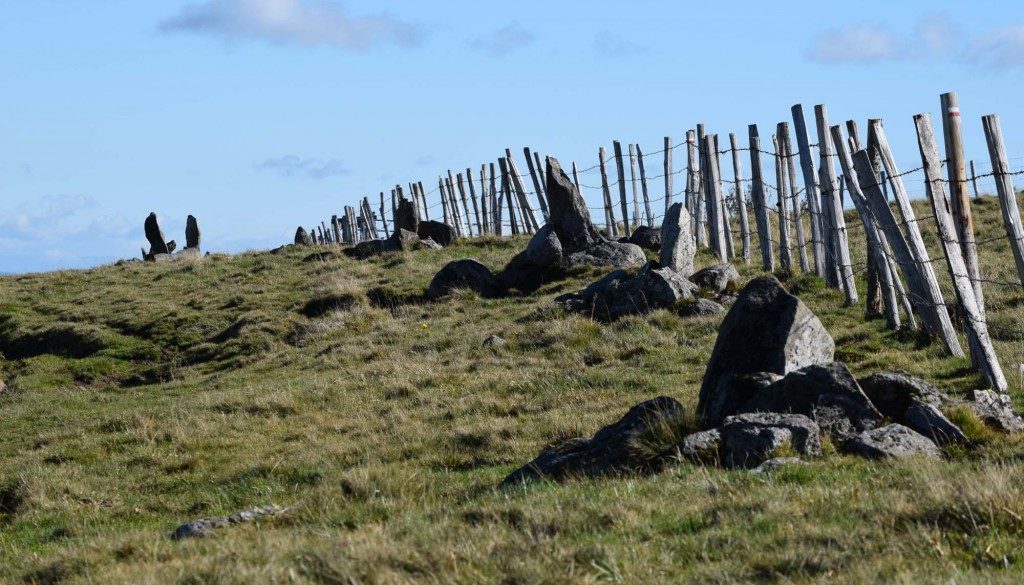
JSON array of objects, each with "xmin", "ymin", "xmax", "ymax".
[
  {"xmin": 698, "ymin": 276, "xmax": 835, "ymax": 421},
  {"xmin": 185, "ymin": 215, "xmax": 201, "ymax": 250},
  {"xmin": 167, "ymin": 240, "xmax": 177, "ymax": 254},
  {"xmin": 562, "ymin": 240, "xmax": 646, "ymax": 269},
  {"xmin": 503, "ymin": 396, "xmax": 684, "ymax": 485},
  {"xmin": 690, "ymin": 263, "xmax": 741, "ymax": 294},
  {"xmin": 555, "ymin": 262, "xmax": 698, "ymax": 320},
  {"xmin": 482, "ymin": 335, "xmax": 507, "ymax": 347},
  {"xmin": 349, "ymin": 229, "xmax": 422, "ymax": 259},
  {"xmin": 858, "ymin": 371, "xmax": 950, "ymax": 418},
  {"xmin": 701, "ymin": 372, "xmax": 782, "ymax": 429},
  {"xmin": 678, "ymin": 429, "xmax": 722, "ymax": 463},
  {"xmin": 847, "ymin": 424, "xmax": 942, "ymax": 459},
  {"xmin": 394, "ymin": 198, "xmax": 419, "ymax": 234},
  {"xmin": 628, "ymin": 225, "xmax": 661, "ymax": 251},
  {"xmin": 295, "ymin": 227, "xmax": 313, "ymax": 247},
  {"xmin": 677, "ymin": 298, "xmax": 724, "ymax": 318},
  {"xmin": 144, "ymin": 213, "xmax": 169, "ymax": 256},
  {"xmin": 417, "ymin": 221, "xmax": 458, "ymax": 247},
  {"xmin": 171, "ymin": 504, "xmax": 286, "ymax": 540},
  {"xmin": 660, "ymin": 203, "xmax": 696, "ymax": 276},
  {"xmin": 418, "ymin": 237, "xmax": 443, "ymax": 250},
  {"xmin": 750, "ymin": 457, "xmax": 808, "ymax": 474},
  {"xmin": 905, "ymin": 402, "xmax": 966, "ymax": 445},
  {"xmin": 175, "ymin": 247, "xmax": 201, "ymax": 259},
  {"xmin": 427, "ymin": 259, "xmax": 503, "ymax": 300},
  {"xmin": 500, "ymin": 225, "xmax": 564, "ymax": 291},
  {"xmin": 716, "ymin": 413, "xmax": 822, "ymax": 469},
  {"xmin": 968, "ymin": 389, "xmax": 1024, "ymax": 433}
]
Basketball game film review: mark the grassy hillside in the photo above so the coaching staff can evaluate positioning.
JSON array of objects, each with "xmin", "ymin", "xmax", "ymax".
[{"xmin": 2, "ymin": 195, "xmax": 1024, "ymax": 584}]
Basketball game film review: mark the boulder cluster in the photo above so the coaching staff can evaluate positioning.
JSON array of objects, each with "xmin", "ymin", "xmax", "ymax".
[
  {"xmin": 142, "ymin": 213, "xmax": 202, "ymax": 262},
  {"xmin": 504, "ymin": 276, "xmax": 1024, "ymax": 484}
]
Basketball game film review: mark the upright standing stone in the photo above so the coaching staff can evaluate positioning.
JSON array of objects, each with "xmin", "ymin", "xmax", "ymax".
[
  {"xmin": 294, "ymin": 227, "xmax": 313, "ymax": 246},
  {"xmin": 545, "ymin": 156, "xmax": 603, "ymax": 253},
  {"xmin": 144, "ymin": 213, "xmax": 169, "ymax": 255},
  {"xmin": 660, "ymin": 202, "xmax": 696, "ymax": 276},
  {"xmin": 394, "ymin": 198, "xmax": 419, "ymax": 234},
  {"xmin": 185, "ymin": 215, "xmax": 201, "ymax": 250}
]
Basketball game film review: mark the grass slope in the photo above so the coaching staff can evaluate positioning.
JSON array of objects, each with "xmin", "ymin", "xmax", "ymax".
[{"xmin": 2, "ymin": 196, "xmax": 1024, "ymax": 584}]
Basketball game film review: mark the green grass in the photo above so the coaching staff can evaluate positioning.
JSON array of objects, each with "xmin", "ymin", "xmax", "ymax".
[{"xmin": 2, "ymin": 197, "xmax": 1024, "ymax": 583}]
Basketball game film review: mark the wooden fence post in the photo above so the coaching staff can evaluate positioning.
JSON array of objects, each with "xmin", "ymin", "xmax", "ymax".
[
  {"xmin": 599, "ymin": 147, "xmax": 618, "ymax": 236},
  {"xmin": 916, "ymin": 112, "xmax": 1007, "ymax": 390},
  {"xmin": 524, "ymin": 148, "xmax": 549, "ymax": 220},
  {"xmin": 663, "ymin": 137, "xmax": 673, "ymax": 212},
  {"xmin": 815, "ymin": 105, "xmax": 857, "ymax": 303},
  {"xmin": 571, "ymin": 162, "xmax": 582, "ymax": 193},
  {"xmin": 505, "ymin": 153, "xmax": 539, "ymax": 234},
  {"xmin": 533, "ymin": 151, "xmax": 547, "ymax": 198},
  {"xmin": 714, "ymin": 135, "xmax": 736, "ymax": 261},
  {"xmin": 465, "ymin": 168, "xmax": 483, "ymax": 235},
  {"xmin": 791, "ymin": 105, "xmax": 827, "ymax": 278},
  {"xmin": 983, "ymin": 114, "xmax": 1024, "ymax": 287},
  {"xmin": 363, "ymin": 197, "xmax": 379, "ymax": 239},
  {"xmin": 779, "ymin": 124, "xmax": 809, "ymax": 273},
  {"xmin": 479, "ymin": 165, "xmax": 490, "ymax": 235},
  {"xmin": 749, "ymin": 125, "xmax": 774, "ymax": 271},
  {"xmin": 416, "ymin": 182, "xmax": 429, "ymax": 221},
  {"xmin": 729, "ymin": 133, "xmax": 751, "ymax": 264},
  {"xmin": 628, "ymin": 144, "xmax": 641, "ymax": 228},
  {"xmin": 613, "ymin": 141, "xmax": 632, "ymax": 238},
  {"xmin": 455, "ymin": 172, "xmax": 475, "ymax": 237},
  {"xmin": 489, "ymin": 163, "xmax": 499, "ymax": 233},
  {"xmin": 331, "ymin": 215, "xmax": 342, "ymax": 244},
  {"xmin": 636, "ymin": 145, "xmax": 654, "ymax": 226},
  {"xmin": 970, "ymin": 160, "xmax": 980, "ymax": 199},
  {"xmin": 774, "ymin": 132, "xmax": 793, "ymax": 273},
  {"xmin": 379, "ymin": 193, "xmax": 390, "ymax": 238},
  {"xmin": 940, "ymin": 91, "xmax": 985, "ymax": 315},
  {"xmin": 696, "ymin": 124, "xmax": 709, "ymax": 247},
  {"xmin": 704, "ymin": 134, "xmax": 728, "ymax": 261}
]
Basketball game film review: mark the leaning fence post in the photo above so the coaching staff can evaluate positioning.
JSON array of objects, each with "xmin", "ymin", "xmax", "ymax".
[
  {"xmin": 524, "ymin": 148, "xmax": 549, "ymax": 221},
  {"xmin": 729, "ymin": 133, "xmax": 751, "ymax": 265},
  {"xmin": 599, "ymin": 147, "xmax": 617, "ymax": 236},
  {"xmin": 498, "ymin": 157, "xmax": 520, "ymax": 236},
  {"xmin": 815, "ymin": 105, "xmax": 858, "ymax": 304},
  {"xmin": 636, "ymin": 145, "xmax": 654, "ymax": 227},
  {"xmin": 778, "ymin": 124, "xmax": 809, "ymax": 273},
  {"xmin": 970, "ymin": 160, "xmax": 980, "ymax": 199},
  {"xmin": 465, "ymin": 168, "xmax": 483, "ymax": 235},
  {"xmin": 504, "ymin": 151, "xmax": 540, "ymax": 234},
  {"xmin": 663, "ymin": 136, "xmax": 673, "ymax": 212},
  {"xmin": 941, "ymin": 91, "xmax": 985, "ymax": 315},
  {"xmin": 916, "ymin": 113, "xmax": 1006, "ymax": 391},
  {"xmin": 749, "ymin": 124, "xmax": 774, "ymax": 272},
  {"xmin": 773, "ymin": 131, "xmax": 793, "ymax": 274},
  {"xmin": 714, "ymin": 135, "xmax": 736, "ymax": 261},
  {"xmin": 983, "ymin": 114, "xmax": 1024, "ymax": 287},
  {"xmin": 792, "ymin": 104, "xmax": 827, "ymax": 277},
  {"xmin": 613, "ymin": 141, "xmax": 632, "ymax": 238}
]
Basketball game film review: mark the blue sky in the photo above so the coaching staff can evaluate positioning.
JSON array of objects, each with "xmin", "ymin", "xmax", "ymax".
[{"xmin": 3, "ymin": 0, "xmax": 1024, "ymax": 273}]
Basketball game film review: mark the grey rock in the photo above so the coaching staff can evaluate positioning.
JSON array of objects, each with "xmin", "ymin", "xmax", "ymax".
[
  {"xmin": 741, "ymin": 362, "xmax": 882, "ymax": 443},
  {"xmin": 545, "ymin": 156, "xmax": 603, "ymax": 253},
  {"xmin": 151, "ymin": 253, "xmax": 172, "ymax": 263},
  {"xmin": 185, "ymin": 215, "xmax": 201, "ymax": 249},
  {"xmin": 969, "ymin": 389, "xmax": 1024, "ymax": 433},
  {"xmin": 482, "ymin": 335, "xmax": 507, "ymax": 347},
  {"xmin": 294, "ymin": 227, "xmax": 313, "ymax": 247},
  {"xmin": 628, "ymin": 225, "xmax": 661, "ymax": 251},
  {"xmin": 166, "ymin": 240, "xmax": 177, "ymax": 254},
  {"xmin": 660, "ymin": 203, "xmax": 696, "ymax": 276},
  {"xmin": 858, "ymin": 371, "xmax": 950, "ymax": 418},
  {"xmin": 417, "ymin": 220, "xmax": 457, "ymax": 247},
  {"xmin": 349, "ymin": 229, "xmax": 421, "ymax": 259},
  {"xmin": 394, "ymin": 198, "xmax": 419, "ymax": 234},
  {"xmin": 563, "ymin": 240, "xmax": 647, "ymax": 269},
  {"xmin": 175, "ymin": 247, "xmax": 201, "ymax": 259},
  {"xmin": 171, "ymin": 504, "xmax": 286, "ymax": 540},
  {"xmin": 905, "ymin": 402, "xmax": 966, "ymax": 445},
  {"xmin": 698, "ymin": 276, "xmax": 835, "ymax": 421},
  {"xmin": 145, "ymin": 212, "xmax": 170, "ymax": 256},
  {"xmin": 556, "ymin": 262, "xmax": 698, "ymax": 320},
  {"xmin": 427, "ymin": 259, "xmax": 503, "ymax": 300},
  {"xmin": 499, "ymin": 225, "xmax": 564, "ymax": 292},
  {"xmin": 678, "ymin": 429, "xmax": 721, "ymax": 463},
  {"xmin": 418, "ymin": 237, "xmax": 443, "ymax": 250},
  {"xmin": 750, "ymin": 457, "xmax": 807, "ymax": 474},
  {"xmin": 701, "ymin": 372, "xmax": 782, "ymax": 429},
  {"xmin": 690, "ymin": 263, "xmax": 741, "ymax": 294},
  {"xmin": 503, "ymin": 396, "xmax": 684, "ymax": 485},
  {"xmin": 716, "ymin": 412, "xmax": 821, "ymax": 469},
  {"xmin": 678, "ymin": 298, "xmax": 724, "ymax": 318},
  {"xmin": 847, "ymin": 424, "xmax": 942, "ymax": 459}
]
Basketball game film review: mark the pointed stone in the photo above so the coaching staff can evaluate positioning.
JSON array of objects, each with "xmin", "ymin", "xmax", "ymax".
[
  {"xmin": 144, "ymin": 212, "xmax": 169, "ymax": 255},
  {"xmin": 185, "ymin": 215, "xmax": 201, "ymax": 249},
  {"xmin": 660, "ymin": 202, "xmax": 695, "ymax": 276}
]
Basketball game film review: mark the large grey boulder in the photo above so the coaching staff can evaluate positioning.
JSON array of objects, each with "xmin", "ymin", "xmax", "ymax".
[
  {"xmin": 740, "ymin": 362, "xmax": 882, "ymax": 443},
  {"xmin": 500, "ymin": 225, "xmax": 564, "ymax": 292},
  {"xmin": 701, "ymin": 372, "xmax": 782, "ymax": 429},
  {"xmin": 294, "ymin": 227, "xmax": 313, "ymax": 247},
  {"xmin": 690, "ymin": 263, "xmax": 741, "ymax": 294},
  {"xmin": 545, "ymin": 156, "xmax": 603, "ymax": 252},
  {"xmin": 555, "ymin": 262, "xmax": 698, "ymax": 320},
  {"xmin": 847, "ymin": 424, "xmax": 942, "ymax": 459},
  {"xmin": 563, "ymin": 241, "xmax": 646, "ymax": 269},
  {"xmin": 678, "ymin": 412, "xmax": 821, "ymax": 469},
  {"xmin": 503, "ymin": 396, "xmax": 684, "ymax": 485},
  {"xmin": 660, "ymin": 203, "xmax": 695, "ymax": 276},
  {"xmin": 145, "ymin": 213, "xmax": 170, "ymax": 256},
  {"xmin": 628, "ymin": 225, "xmax": 661, "ymax": 251},
  {"xmin": 427, "ymin": 259, "xmax": 503, "ymax": 300},
  {"xmin": 185, "ymin": 215, "xmax": 201, "ymax": 250},
  {"xmin": 968, "ymin": 389, "xmax": 1024, "ymax": 433},
  {"xmin": 417, "ymin": 220, "xmax": 457, "ymax": 247},
  {"xmin": 697, "ymin": 276, "xmax": 835, "ymax": 421}
]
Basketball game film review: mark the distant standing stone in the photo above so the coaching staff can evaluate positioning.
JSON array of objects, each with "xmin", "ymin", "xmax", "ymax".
[
  {"xmin": 185, "ymin": 215, "xmax": 201, "ymax": 249},
  {"xmin": 394, "ymin": 198, "xmax": 419, "ymax": 234},
  {"xmin": 144, "ymin": 212, "xmax": 169, "ymax": 255},
  {"xmin": 295, "ymin": 227, "xmax": 313, "ymax": 246},
  {"xmin": 660, "ymin": 202, "xmax": 695, "ymax": 276}
]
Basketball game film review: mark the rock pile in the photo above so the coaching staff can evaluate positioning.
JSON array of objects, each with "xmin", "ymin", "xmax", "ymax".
[
  {"xmin": 344, "ymin": 198, "xmax": 445, "ymax": 259},
  {"xmin": 504, "ymin": 275, "xmax": 1024, "ymax": 484},
  {"xmin": 142, "ymin": 213, "xmax": 202, "ymax": 262}
]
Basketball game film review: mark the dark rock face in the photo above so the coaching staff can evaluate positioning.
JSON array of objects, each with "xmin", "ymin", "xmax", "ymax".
[
  {"xmin": 858, "ymin": 371, "xmax": 949, "ymax": 418},
  {"xmin": 678, "ymin": 412, "xmax": 821, "ymax": 469},
  {"xmin": 185, "ymin": 215, "xmax": 201, "ymax": 249},
  {"xmin": 145, "ymin": 213, "xmax": 169, "ymax": 256},
  {"xmin": 545, "ymin": 157, "xmax": 602, "ymax": 253},
  {"xmin": 701, "ymin": 372, "xmax": 782, "ymax": 429},
  {"xmin": 690, "ymin": 263, "xmax": 741, "ymax": 294},
  {"xmin": 660, "ymin": 203, "xmax": 696, "ymax": 276},
  {"xmin": 171, "ymin": 504, "xmax": 285, "ymax": 540},
  {"xmin": 503, "ymin": 396, "xmax": 684, "ymax": 485},
  {"xmin": 678, "ymin": 298, "xmax": 725, "ymax": 318},
  {"xmin": 905, "ymin": 402, "xmax": 966, "ymax": 445},
  {"xmin": 698, "ymin": 276, "xmax": 835, "ymax": 421},
  {"xmin": 500, "ymin": 225, "xmax": 564, "ymax": 292},
  {"xmin": 427, "ymin": 259, "xmax": 503, "ymax": 300},
  {"xmin": 741, "ymin": 363, "xmax": 882, "ymax": 443},
  {"xmin": 847, "ymin": 424, "xmax": 941, "ymax": 459},
  {"xmin": 417, "ymin": 220, "xmax": 457, "ymax": 247},
  {"xmin": 295, "ymin": 227, "xmax": 313, "ymax": 246},
  {"xmin": 969, "ymin": 390, "xmax": 1024, "ymax": 433},
  {"xmin": 394, "ymin": 198, "xmax": 419, "ymax": 234},
  {"xmin": 628, "ymin": 225, "xmax": 661, "ymax": 251},
  {"xmin": 555, "ymin": 262, "xmax": 698, "ymax": 320}
]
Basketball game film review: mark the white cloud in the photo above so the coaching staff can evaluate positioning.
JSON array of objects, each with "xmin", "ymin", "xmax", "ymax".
[
  {"xmin": 594, "ymin": 30, "xmax": 646, "ymax": 58},
  {"xmin": 966, "ymin": 26, "xmax": 1024, "ymax": 68},
  {"xmin": 806, "ymin": 23, "xmax": 905, "ymax": 63},
  {"xmin": 255, "ymin": 155, "xmax": 349, "ymax": 179},
  {"xmin": 159, "ymin": 0, "xmax": 423, "ymax": 49},
  {"xmin": 917, "ymin": 12, "xmax": 956, "ymax": 56},
  {"xmin": 470, "ymin": 22, "xmax": 534, "ymax": 57}
]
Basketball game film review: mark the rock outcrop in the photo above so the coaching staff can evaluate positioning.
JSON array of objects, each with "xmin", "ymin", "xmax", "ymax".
[{"xmin": 427, "ymin": 259, "xmax": 503, "ymax": 300}]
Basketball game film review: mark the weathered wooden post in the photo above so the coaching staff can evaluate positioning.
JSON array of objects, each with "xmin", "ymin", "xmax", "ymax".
[
  {"xmin": 628, "ymin": 144, "xmax": 641, "ymax": 227},
  {"xmin": 331, "ymin": 215, "xmax": 342, "ymax": 244},
  {"xmin": 571, "ymin": 162, "xmax": 582, "ymax": 193},
  {"xmin": 970, "ymin": 160, "xmax": 981, "ymax": 199},
  {"xmin": 489, "ymin": 162, "xmax": 499, "ymax": 233},
  {"xmin": 916, "ymin": 113, "xmax": 1006, "ymax": 390},
  {"xmin": 778, "ymin": 124, "xmax": 808, "ymax": 273},
  {"xmin": 983, "ymin": 114, "xmax": 1024, "ymax": 287},
  {"xmin": 524, "ymin": 147, "xmax": 549, "ymax": 220},
  {"xmin": 729, "ymin": 133, "xmax": 751, "ymax": 264},
  {"xmin": 791, "ymin": 104, "xmax": 827, "ymax": 277},
  {"xmin": 663, "ymin": 136, "xmax": 673, "ymax": 212},
  {"xmin": 695, "ymin": 124, "xmax": 708, "ymax": 247},
  {"xmin": 498, "ymin": 157, "xmax": 520, "ymax": 236},
  {"xmin": 704, "ymin": 134, "xmax": 728, "ymax": 261},
  {"xmin": 636, "ymin": 145, "xmax": 654, "ymax": 226},
  {"xmin": 816, "ymin": 105, "xmax": 857, "ymax": 303},
  {"xmin": 749, "ymin": 124, "xmax": 774, "ymax": 272},
  {"xmin": 774, "ymin": 131, "xmax": 793, "ymax": 274},
  {"xmin": 940, "ymin": 91, "xmax": 985, "ymax": 315},
  {"xmin": 685, "ymin": 130, "xmax": 699, "ymax": 235},
  {"xmin": 599, "ymin": 147, "xmax": 617, "ymax": 236},
  {"xmin": 714, "ymin": 135, "xmax": 736, "ymax": 260},
  {"xmin": 464, "ymin": 169, "xmax": 482, "ymax": 235},
  {"xmin": 478, "ymin": 165, "xmax": 490, "ymax": 235},
  {"xmin": 613, "ymin": 141, "xmax": 632, "ymax": 238},
  {"xmin": 504, "ymin": 151, "xmax": 540, "ymax": 234}
]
